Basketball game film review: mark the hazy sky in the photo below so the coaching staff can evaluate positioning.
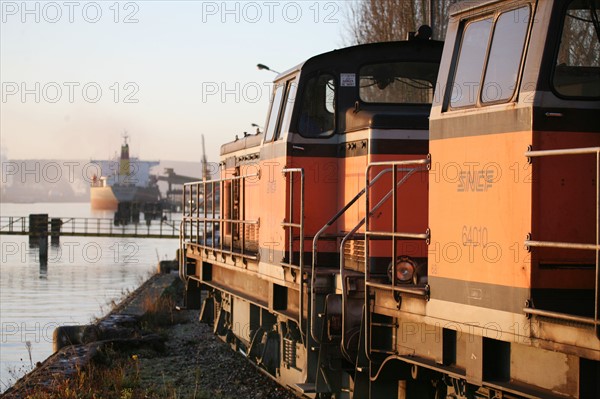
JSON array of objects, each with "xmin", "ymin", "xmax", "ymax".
[{"xmin": 1, "ymin": 1, "xmax": 348, "ymax": 163}]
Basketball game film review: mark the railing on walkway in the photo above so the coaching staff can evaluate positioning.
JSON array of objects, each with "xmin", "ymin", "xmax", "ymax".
[
  {"xmin": 524, "ymin": 146, "xmax": 600, "ymax": 338},
  {"xmin": 180, "ymin": 172, "xmax": 259, "ymax": 275},
  {"xmin": 0, "ymin": 216, "xmax": 180, "ymax": 238}
]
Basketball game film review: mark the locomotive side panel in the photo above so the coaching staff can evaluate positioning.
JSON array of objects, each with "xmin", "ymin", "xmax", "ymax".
[
  {"xmin": 428, "ymin": 1, "xmax": 536, "ymax": 329},
  {"xmin": 423, "ymin": 0, "xmax": 599, "ymax": 397},
  {"xmin": 528, "ymin": 0, "xmax": 600, "ymax": 320}
]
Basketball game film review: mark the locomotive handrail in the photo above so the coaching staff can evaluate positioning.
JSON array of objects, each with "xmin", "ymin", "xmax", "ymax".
[
  {"xmin": 364, "ymin": 158, "xmax": 430, "ymax": 362},
  {"xmin": 365, "ymin": 231, "xmax": 430, "ymax": 240},
  {"xmin": 525, "ymin": 147, "xmax": 600, "ymax": 157},
  {"xmin": 339, "ymin": 218, "xmax": 367, "ymax": 360},
  {"xmin": 312, "ymin": 168, "xmax": 397, "ymax": 266},
  {"xmin": 179, "ymin": 220, "xmax": 187, "ymax": 283},
  {"xmin": 524, "ymin": 146, "xmax": 600, "ymax": 339},
  {"xmin": 182, "ymin": 172, "xmax": 260, "ymax": 186},
  {"xmin": 522, "ymin": 308, "xmax": 600, "ymax": 326},
  {"xmin": 184, "ymin": 216, "xmax": 258, "ymax": 225},
  {"xmin": 367, "ymin": 159, "xmax": 430, "ymax": 168},
  {"xmin": 365, "ymin": 281, "xmax": 429, "ymax": 297},
  {"xmin": 180, "ymin": 171, "xmax": 260, "ymax": 276},
  {"xmin": 524, "ymin": 240, "xmax": 599, "ymax": 251},
  {"xmin": 339, "ymin": 167, "xmax": 421, "ymax": 360},
  {"xmin": 364, "ymin": 159, "xmax": 430, "ymax": 290},
  {"xmin": 281, "ymin": 167, "xmax": 305, "ymax": 271},
  {"xmin": 309, "ymin": 167, "xmax": 410, "ymax": 344},
  {"xmin": 281, "ymin": 167, "xmax": 305, "ymax": 341},
  {"xmin": 184, "ymin": 242, "xmax": 259, "ymax": 261}
]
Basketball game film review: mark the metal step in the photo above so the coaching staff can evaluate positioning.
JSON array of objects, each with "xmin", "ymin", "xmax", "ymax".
[{"xmin": 294, "ymin": 383, "xmax": 316, "ymax": 393}]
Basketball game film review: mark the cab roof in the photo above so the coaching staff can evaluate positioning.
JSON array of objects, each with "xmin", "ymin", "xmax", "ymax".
[{"xmin": 274, "ymin": 39, "xmax": 443, "ymax": 83}]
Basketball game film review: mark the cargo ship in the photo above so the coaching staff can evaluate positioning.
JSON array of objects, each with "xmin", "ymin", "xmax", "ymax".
[{"xmin": 90, "ymin": 135, "xmax": 160, "ymax": 212}]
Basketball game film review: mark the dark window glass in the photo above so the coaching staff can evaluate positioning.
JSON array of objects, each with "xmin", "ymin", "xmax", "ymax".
[
  {"xmin": 450, "ymin": 18, "xmax": 493, "ymax": 108},
  {"xmin": 482, "ymin": 7, "xmax": 530, "ymax": 103},
  {"xmin": 279, "ymin": 80, "xmax": 297, "ymax": 138},
  {"xmin": 360, "ymin": 62, "xmax": 438, "ymax": 104},
  {"xmin": 264, "ymin": 84, "xmax": 285, "ymax": 142},
  {"xmin": 325, "ymin": 78, "xmax": 335, "ymax": 113},
  {"xmin": 298, "ymin": 74, "xmax": 335, "ymax": 138},
  {"xmin": 553, "ymin": 0, "xmax": 600, "ymax": 98}
]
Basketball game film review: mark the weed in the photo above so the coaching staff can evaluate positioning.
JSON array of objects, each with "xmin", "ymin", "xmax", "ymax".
[{"xmin": 25, "ymin": 341, "xmax": 33, "ymax": 368}]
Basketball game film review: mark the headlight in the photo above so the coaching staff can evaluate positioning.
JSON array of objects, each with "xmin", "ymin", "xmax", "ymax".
[{"xmin": 388, "ymin": 256, "xmax": 417, "ymax": 284}]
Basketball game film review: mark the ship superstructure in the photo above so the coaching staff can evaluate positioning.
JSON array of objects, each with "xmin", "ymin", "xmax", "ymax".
[{"xmin": 90, "ymin": 135, "xmax": 160, "ymax": 213}]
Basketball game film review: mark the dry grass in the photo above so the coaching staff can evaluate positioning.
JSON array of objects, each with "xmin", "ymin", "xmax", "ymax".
[
  {"xmin": 13, "ymin": 306, "xmax": 216, "ymax": 399},
  {"xmin": 18, "ymin": 352, "xmax": 132, "ymax": 399},
  {"xmin": 139, "ymin": 284, "xmax": 184, "ymax": 329},
  {"xmin": 17, "ymin": 349, "xmax": 221, "ymax": 399}
]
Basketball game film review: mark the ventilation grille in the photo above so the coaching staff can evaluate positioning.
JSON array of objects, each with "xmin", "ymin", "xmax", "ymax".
[
  {"xmin": 283, "ymin": 337, "xmax": 296, "ymax": 369},
  {"xmin": 343, "ymin": 239, "xmax": 365, "ymax": 272}
]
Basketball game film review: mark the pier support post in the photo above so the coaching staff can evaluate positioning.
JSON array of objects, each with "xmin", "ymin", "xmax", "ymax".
[
  {"xmin": 50, "ymin": 218, "xmax": 62, "ymax": 245},
  {"xmin": 39, "ymin": 235, "xmax": 48, "ymax": 266},
  {"xmin": 28, "ymin": 214, "xmax": 48, "ymax": 247},
  {"xmin": 29, "ymin": 214, "xmax": 49, "ymax": 266}
]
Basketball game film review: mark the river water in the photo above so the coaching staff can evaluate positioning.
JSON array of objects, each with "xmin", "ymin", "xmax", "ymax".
[{"xmin": 0, "ymin": 202, "xmax": 179, "ymax": 391}]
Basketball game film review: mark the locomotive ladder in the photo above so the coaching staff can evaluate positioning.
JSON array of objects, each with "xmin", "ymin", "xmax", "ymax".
[
  {"xmin": 309, "ymin": 160, "xmax": 430, "ymax": 350},
  {"xmin": 310, "ymin": 166, "xmax": 410, "ymax": 344},
  {"xmin": 524, "ymin": 146, "xmax": 600, "ymax": 339},
  {"xmin": 305, "ymin": 163, "xmax": 426, "ymax": 395},
  {"xmin": 281, "ymin": 168, "xmax": 306, "ymax": 340},
  {"xmin": 339, "ymin": 164, "xmax": 425, "ymax": 361},
  {"xmin": 364, "ymin": 159, "xmax": 431, "ymax": 362}
]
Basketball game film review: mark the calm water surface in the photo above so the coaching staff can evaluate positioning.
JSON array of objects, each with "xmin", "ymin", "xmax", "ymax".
[{"xmin": 0, "ymin": 202, "xmax": 179, "ymax": 391}]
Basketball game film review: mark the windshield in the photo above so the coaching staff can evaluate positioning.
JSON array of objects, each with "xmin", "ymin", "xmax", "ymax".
[
  {"xmin": 552, "ymin": 0, "xmax": 600, "ymax": 98},
  {"xmin": 359, "ymin": 61, "xmax": 439, "ymax": 104}
]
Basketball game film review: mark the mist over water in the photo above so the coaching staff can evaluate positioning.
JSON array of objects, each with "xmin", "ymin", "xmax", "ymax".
[{"xmin": 0, "ymin": 203, "xmax": 179, "ymax": 392}]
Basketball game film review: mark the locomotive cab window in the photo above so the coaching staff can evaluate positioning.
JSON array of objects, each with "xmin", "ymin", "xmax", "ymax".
[
  {"xmin": 552, "ymin": 0, "xmax": 600, "ymax": 98},
  {"xmin": 359, "ymin": 62, "xmax": 438, "ymax": 104},
  {"xmin": 279, "ymin": 80, "xmax": 298, "ymax": 137},
  {"xmin": 297, "ymin": 73, "xmax": 336, "ymax": 138},
  {"xmin": 449, "ymin": 6, "xmax": 531, "ymax": 109},
  {"xmin": 264, "ymin": 83, "xmax": 286, "ymax": 142}
]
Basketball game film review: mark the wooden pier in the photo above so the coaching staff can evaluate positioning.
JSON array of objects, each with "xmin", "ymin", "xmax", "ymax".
[{"xmin": 0, "ymin": 215, "xmax": 180, "ymax": 239}]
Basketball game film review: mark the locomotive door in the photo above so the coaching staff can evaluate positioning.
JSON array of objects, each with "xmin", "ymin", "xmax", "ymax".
[
  {"xmin": 289, "ymin": 71, "xmax": 339, "ymax": 262},
  {"xmin": 260, "ymin": 77, "xmax": 297, "ymax": 265}
]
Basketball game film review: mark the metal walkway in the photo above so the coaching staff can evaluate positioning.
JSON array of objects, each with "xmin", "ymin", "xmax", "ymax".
[{"xmin": 0, "ymin": 216, "xmax": 180, "ymax": 239}]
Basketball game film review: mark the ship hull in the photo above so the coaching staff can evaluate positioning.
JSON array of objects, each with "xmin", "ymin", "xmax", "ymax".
[
  {"xmin": 90, "ymin": 186, "xmax": 119, "ymax": 210},
  {"xmin": 90, "ymin": 185, "xmax": 161, "ymax": 210}
]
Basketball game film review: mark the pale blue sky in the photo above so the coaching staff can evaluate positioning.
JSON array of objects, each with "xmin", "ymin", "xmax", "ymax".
[{"xmin": 1, "ymin": 1, "xmax": 350, "ymax": 162}]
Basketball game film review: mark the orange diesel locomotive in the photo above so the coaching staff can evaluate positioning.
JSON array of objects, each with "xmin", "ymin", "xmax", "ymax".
[{"xmin": 180, "ymin": 0, "xmax": 599, "ymax": 397}]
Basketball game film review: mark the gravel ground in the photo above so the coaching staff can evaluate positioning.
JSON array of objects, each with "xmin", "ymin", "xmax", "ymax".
[{"xmin": 136, "ymin": 308, "xmax": 300, "ymax": 399}]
